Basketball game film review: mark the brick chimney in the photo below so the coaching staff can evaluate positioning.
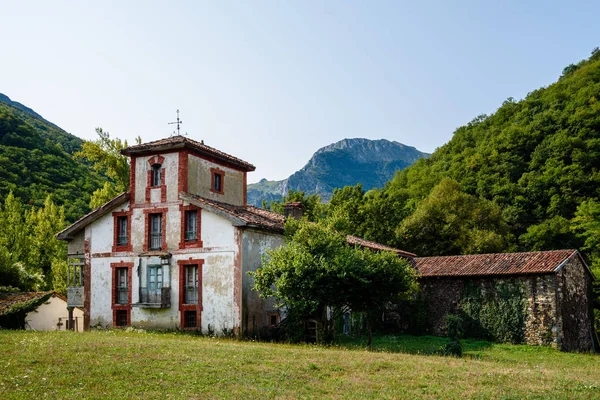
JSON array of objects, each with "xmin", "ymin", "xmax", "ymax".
[{"xmin": 283, "ymin": 201, "xmax": 304, "ymax": 220}]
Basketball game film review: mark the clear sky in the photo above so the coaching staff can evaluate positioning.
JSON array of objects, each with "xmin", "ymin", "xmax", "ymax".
[{"xmin": 1, "ymin": 1, "xmax": 598, "ymax": 183}]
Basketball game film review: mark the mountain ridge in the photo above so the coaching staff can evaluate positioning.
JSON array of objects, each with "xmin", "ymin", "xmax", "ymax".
[{"xmin": 248, "ymin": 138, "xmax": 429, "ymax": 205}]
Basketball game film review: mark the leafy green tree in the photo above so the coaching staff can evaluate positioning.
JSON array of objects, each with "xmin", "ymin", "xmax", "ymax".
[
  {"xmin": 251, "ymin": 218, "xmax": 417, "ymax": 346},
  {"xmin": 26, "ymin": 196, "xmax": 67, "ymax": 289},
  {"xmin": 397, "ymin": 178, "xmax": 512, "ymax": 256},
  {"xmin": 74, "ymin": 128, "xmax": 133, "ymax": 208}
]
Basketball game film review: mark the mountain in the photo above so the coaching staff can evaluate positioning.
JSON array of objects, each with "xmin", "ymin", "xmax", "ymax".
[
  {"xmin": 247, "ymin": 138, "xmax": 429, "ymax": 205},
  {"xmin": 326, "ymin": 48, "xmax": 600, "ymax": 261},
  {"xmin": 0, "ymin": 93, "xmax": 103, "ymax": 221}
]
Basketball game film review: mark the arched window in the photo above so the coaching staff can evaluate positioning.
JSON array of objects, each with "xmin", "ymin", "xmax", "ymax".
[{"xmin": 151, "ymin": 164, "xmax": 162, "ymax": 187}]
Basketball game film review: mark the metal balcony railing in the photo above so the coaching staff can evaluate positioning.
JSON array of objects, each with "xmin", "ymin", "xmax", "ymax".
[
  {"xmin": 149, "ymin": 232, "xmax": 162, "ymax": 250},
  {"xmin": 137, "ymin": 287, "xmax": 171, "ymax": 308}
]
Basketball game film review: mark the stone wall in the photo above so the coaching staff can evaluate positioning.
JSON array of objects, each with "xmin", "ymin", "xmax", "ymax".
[
  {"xmin": 556, "ymin": 256, "xmax": 594, "ymax": 352},
  {"xmin": 387, "ymin": 269, "xmax": 594, "ymax": 351}
]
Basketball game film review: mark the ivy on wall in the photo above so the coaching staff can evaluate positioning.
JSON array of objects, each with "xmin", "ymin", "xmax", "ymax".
[{"xmin": 459, "ymin": 281, "xmax": 527, "ymax": 344}]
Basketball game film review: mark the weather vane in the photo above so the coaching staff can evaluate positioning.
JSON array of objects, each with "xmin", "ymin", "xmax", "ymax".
[{"xmin": 168, "ymin": 109, "xmax": 184, "ymax": 136}]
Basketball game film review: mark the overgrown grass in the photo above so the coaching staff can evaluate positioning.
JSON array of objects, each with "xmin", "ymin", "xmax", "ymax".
[{"xmin": 0, "ymin": 330, "xmax": 598, "ymax": 399}]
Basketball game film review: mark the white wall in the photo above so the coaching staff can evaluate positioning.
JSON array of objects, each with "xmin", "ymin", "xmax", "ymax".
[{"xmin": 26, "ymin": 295, "xmax": 84, "ymax": 332}]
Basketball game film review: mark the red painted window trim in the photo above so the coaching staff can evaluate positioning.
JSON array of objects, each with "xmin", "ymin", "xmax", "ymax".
[
  {"xmin": 210, "ymin": 167, "xmax": 225, "ymax": 195},
  {"xmin": 142, "ymin": 208, "xmax": 168, "ymax": 251},
  {"xmin": 178, "ymin": 150, "xmax": 189, "ymax": 194},
  {"xmin": 112, "ymin": 211, "xmax": 132, "ymax": 252},
  {"xmin": 179, "ymin": 204, "xmax": 203, "ymax": 249},
  {"xmin": 111, "ymin": 261, "xmax": 133, "ymax": 327},
  {"xmin": 146, "ymin": 155, "xmax": 167, "ymax": 203},
  {"xmin": 129, "ymin": 156, "xmax": 137, "ymax": 204},
  {"xmin": 178, "ymin": 258, "xmax": 204, "ymax": 330}
]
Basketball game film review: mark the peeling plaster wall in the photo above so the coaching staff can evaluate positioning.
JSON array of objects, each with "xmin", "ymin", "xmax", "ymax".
[
  {"xmin": 134, "ymin": 152, "xmax": 179, "ymax": 204},
  {"xmin": 188, "ymin": 154, "xmax": 244, "ymax": 206},
  {"xmin": 67, "ymin": 231, "xmax": 84, "ymax": 254},
  {"xmin": 241, "ymin": 229, "xmax": 285, "ymax": 336}
]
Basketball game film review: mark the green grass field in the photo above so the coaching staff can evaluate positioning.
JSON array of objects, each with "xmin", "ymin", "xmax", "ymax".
[{"xmin": 0, "ymin": 330, "xmax": 598, "ymax": 399}]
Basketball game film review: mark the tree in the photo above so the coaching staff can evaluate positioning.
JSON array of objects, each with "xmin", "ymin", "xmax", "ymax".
[
  {"xmin": 74, "ymin": 128, "xmax": 134, "ymax": 208},
  {"xmin": 397, "ymin": 178, "xmax": 512, "ymax": 256},
  {"xmin": 251, "ymin": 218, "xmax": 417, "ymax": 347}
]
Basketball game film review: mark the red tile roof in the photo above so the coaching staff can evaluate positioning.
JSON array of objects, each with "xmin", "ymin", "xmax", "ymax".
[
  {"xmin": 56, "ymin": 193, "xmax": 130, "ymax": 240},
  {"xmin": 346, "ymin": 235, "xmax": 416, "ymax": 258},
  {"xmin": 121, "ymin": 135, "xmax": 255, "ymax": 171},
  {"xmin": 414, "ymin": 250, "xmax": 580, "ymax": 277},
  {"xmin": 0, "ymin": 291, "xmax": 53, "ymax": 315},
  {"xmin": 181, "ymin": 193, "xmax": 285, "ymax": 233}
]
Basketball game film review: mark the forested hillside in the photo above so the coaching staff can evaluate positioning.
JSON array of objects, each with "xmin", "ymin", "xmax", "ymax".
[
  {"xmin": 0, "ymin": 95, "xmax": 103, "ymax": 221},
  {"xmin": 325, "ymin": 48, "xmax": 600, "ymax": 261}
]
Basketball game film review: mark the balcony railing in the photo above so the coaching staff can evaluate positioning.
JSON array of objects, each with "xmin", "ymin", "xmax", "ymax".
[
  {"xmin": 149, "ymin": 232, "xmax": 162, "ymax": 250},
  {"xmin": 116, "ymin": 287, "xmax": 128, "ymax": 304},
  {"xmin": 184, "ymin": 286, "xmax": 198, "ymax": 304},
  {"xmin": 134, "ymin": 287, "xmax": 171, "ymax": 308}
]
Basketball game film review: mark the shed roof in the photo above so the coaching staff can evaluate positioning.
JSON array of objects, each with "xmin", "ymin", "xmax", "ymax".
[
  {"xmin": 346, "ymin": 235, "xmax": 416, "ymax": 258},
  {"xmin": 121, "ymin": 135, "xmax": 255, "ymax": 171},
  {"xmin": 181, "ymin": 192, "xmax": 285, "ymax": 233},
  {"xmin": 0, "ymin": 291, "xmax": 53, "ymax": 316},
  {"xmin": 414, "ymin": 250, "xmax": 592, "ymax": 278}
]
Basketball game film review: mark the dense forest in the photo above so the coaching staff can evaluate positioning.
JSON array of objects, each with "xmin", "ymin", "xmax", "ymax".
[
  {"xmin": 0, "ymin": 99, "xmax": 103, "ymax": 221},
  {"xmin": 319, "ymin": 48, "xmax": 600, "ymax": 260}
]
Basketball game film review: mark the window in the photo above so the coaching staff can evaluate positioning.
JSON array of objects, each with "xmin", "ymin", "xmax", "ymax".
[
  {"xmin": 210, "ymin": 168, "xmax": 224, "ymax": 194},
  {"xmin": 148, "ymin": 265, "xmax": 163, "ymax": 292},
  {"xmin": 183, "ymin": 310, "xmax": 197, "ymax": 328},
  {"xmin": 149, "ymin": 213, "xmax": 162, "ymax": 250},
  {"xmin": 184, "ymin": 265, "xmax": 198, "ymax": 304},
  {"xmin": 268, "ymin": 312, "xmax": 279, "ymax": 327},
  {"xmin": 116, "ymin": 268, "xmax": 128, "ymax": 305},
  {"xmin": 151, "ymin": 164, "xmax": 162, "ymax": 187},
  {"xmin": 115, "ymin": 310, "xmax": 128, "ymax": 327},
  {"xmin": 116, "ymin": 216, "xmax": 128, "ymax": 246},
  {"xmin": 214, "ymin": 173, "xmax": 222, "ymax": 192},
  {"xmin": 184, "ymin": 210, "xmax": 197, "ymax": 241}
]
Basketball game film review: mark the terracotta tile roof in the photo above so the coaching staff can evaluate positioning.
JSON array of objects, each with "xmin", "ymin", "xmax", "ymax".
[
  {"xmin": 414, "ymin": 250, "xmax": 580, "ymax": 277},
  {"xmin": 346, "ymin": 235, "xmax": 416, "ymax": 258},
  {"xmin": 57, "ymin": 193, "xmax": 129, "ymax": 240},
  {"xmin": 181, "ymin": 193, "xmax": 285, "ymax": 233},
  {"xmin": 121, "ymin": 135, "xmax": 255, "ymax": 171},
  {"xmin": 0, "ymin": 291, "xmax": 53, "ymax": 315}
]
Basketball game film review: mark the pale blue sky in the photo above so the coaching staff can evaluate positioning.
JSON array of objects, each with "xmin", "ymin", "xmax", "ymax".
[{"xmin": 1, "ymin": 1, "xmax": 598, "ymax": 183}]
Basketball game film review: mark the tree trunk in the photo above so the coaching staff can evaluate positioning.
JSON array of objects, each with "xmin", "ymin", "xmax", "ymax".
[{"xmin": 367, "ymin": 317, "xmax": 372, "ymax": 349}]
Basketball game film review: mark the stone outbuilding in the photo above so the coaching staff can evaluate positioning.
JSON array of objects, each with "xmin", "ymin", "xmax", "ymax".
[{"xmin": 412, "ymin": 250, "xmax": 596, "ymax": 352}]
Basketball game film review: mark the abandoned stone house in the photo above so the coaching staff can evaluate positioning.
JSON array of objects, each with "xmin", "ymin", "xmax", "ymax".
[
  {"xmin": 406, "ymin": 250, "xmax": 596, "ymax": 352},
  {"xmin": 57, "ymin": 135, "xmax": 288, "ymax": 335}
]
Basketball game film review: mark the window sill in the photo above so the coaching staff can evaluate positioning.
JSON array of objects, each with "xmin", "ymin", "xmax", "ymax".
[{"xmin": 132, "ymin": 302, "xmax": 170, "ymax": 309}]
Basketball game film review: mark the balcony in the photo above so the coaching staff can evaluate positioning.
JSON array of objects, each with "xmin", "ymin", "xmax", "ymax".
[{"xmin": 133, "ymin": 287, "xmax": 171, "ymax": 308}]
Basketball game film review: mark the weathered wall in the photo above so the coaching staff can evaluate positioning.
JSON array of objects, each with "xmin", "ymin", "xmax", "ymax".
[
  {"xmin": 188, "ymin": 154, "xmax": 244, "ymax": 206},
  {"xmin": 556, "ymin": 256, "xmax": 594, "ymax": 352},
  {"xmin": 133, "ymin": 152, "xmax": 180, "ymax": 204},
  {"xmin": 25, "ymin": 295, "xmax": 84, "ymax": 332},
  {"xmin": 410, "ymin": 274, "xmax": 568, "ymax": 348},
  {"xmin": 67, "ymin": 231, "xmax": 84, "ymax": 255},
  {"xmin": 87, "ymin": 205, "xmax": 240, "ymax": 332},
  {"xmin": 241, "ymin": 229, "xmax": 285, "ymax": 337}
]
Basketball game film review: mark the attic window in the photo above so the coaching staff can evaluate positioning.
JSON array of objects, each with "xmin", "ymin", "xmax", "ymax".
[
  {"xmin": 211, "ymin": 168, "xmax": 224, "ymax": 194},
  {"xmin": 151, "ymin": 164, "xmax": 162, "ymax": 187}
]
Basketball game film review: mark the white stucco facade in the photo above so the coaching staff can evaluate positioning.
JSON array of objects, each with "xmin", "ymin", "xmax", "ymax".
[{"xmin": 58, "ymin": 136, "xmax": 284, "ymax": 335}]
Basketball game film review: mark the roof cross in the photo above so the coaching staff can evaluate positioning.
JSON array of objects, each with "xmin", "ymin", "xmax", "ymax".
[{"xmin": 168, "ymin": 109, "xmax": 184, "ymax": 136}]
